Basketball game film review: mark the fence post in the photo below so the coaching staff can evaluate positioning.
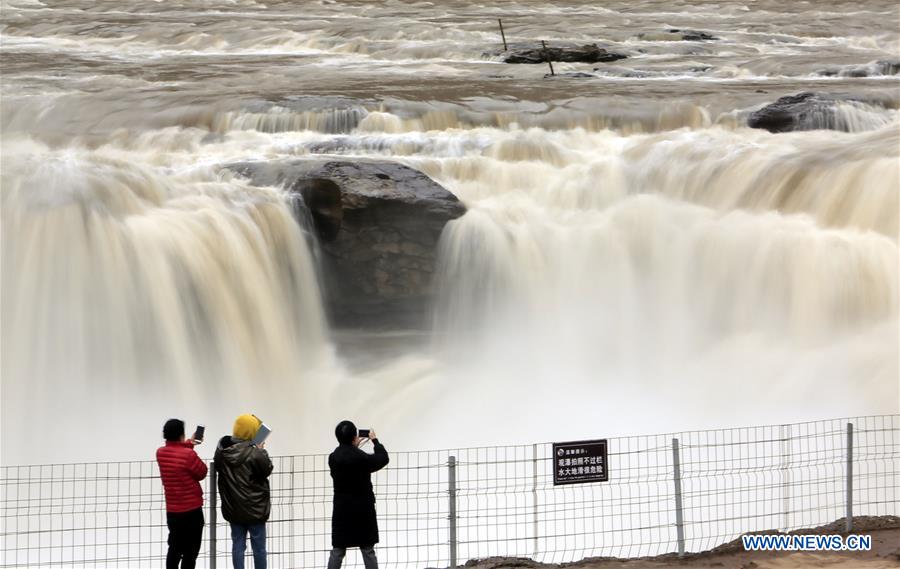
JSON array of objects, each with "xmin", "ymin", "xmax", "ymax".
[
  {"xmin": 671, "ymin": 438, "xmax": 685, "ymax": 557},
  {"xmin": 209, "ymin": 461, "xmax": 217, "ymax": 569},
  {"xmin": 781, "ymin": 424, "xmax": 791, "ymax": 532},
  {"xmin": 449, "ymin": 455, "xmax": 458, "ymax": 568},
  {"xmin": 846, "ymin": 423, "xmax": 853, "ymax": 533},
  {"xmin": 532, "ymin": 443, "xmax": 539, "ymax": 557}
]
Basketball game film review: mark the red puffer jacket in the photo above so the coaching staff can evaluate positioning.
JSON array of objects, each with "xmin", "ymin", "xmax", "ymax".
[{"xmin": 156, "ymin": 440, "xmax": 208, "ymax": 513}]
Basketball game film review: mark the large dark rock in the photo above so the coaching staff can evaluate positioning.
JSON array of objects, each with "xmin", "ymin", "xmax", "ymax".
[
  {"xmin": 228, "ymin": 159, "xmax": 466, "ymax": 329},
  {"xmin": 746, "ymin": 92, "xmax": 885, "ymax": 133},
  {"xmin": 486, "ymin": 42, "xmax": 627, "ymax": 64}
]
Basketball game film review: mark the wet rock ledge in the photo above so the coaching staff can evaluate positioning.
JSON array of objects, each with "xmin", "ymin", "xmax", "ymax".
[
  {"xmin": 484, "ymin": 42, "xmax": 627, "ymax": 64},
  {"xmin": 228, "ymin": 159, "xmax": 466, "ymax": 329},
  {"xmin": 746, "ymin": 91, "xmax": 892, "ymax": 133}
]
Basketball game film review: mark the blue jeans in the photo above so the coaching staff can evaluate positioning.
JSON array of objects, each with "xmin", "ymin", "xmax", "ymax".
[{"xmin": 230, "ymin": 523, "xmax": 266, "ymax": 569}]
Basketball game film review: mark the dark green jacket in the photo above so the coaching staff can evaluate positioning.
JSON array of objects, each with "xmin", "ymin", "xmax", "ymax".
[{"xmin": 214, "ymin": 436, "xmax": 273, "ymax": 524}]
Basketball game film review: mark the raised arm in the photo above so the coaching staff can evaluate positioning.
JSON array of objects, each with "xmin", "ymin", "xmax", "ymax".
[
  {"xmin": 366, "ymin": 439, "xmax": 389, "ymax": 473},
  {"xmin": 187, "ymin": 449, "xmax": 209, "ymax": 481}
]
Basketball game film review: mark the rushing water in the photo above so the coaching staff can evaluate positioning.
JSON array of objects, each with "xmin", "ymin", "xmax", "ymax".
[{"xmin": 1, "ymin": 0, "xmax": 898, "ymax": 465}]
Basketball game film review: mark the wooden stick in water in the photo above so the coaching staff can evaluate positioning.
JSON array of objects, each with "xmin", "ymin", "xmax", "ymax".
[
  {"xmin": 498, "ymin": 19, "xmax": 508, "ymax": 51},
  {"xmin": 541, "ymin": 40, "xmax": 555, "ymax": 76}
]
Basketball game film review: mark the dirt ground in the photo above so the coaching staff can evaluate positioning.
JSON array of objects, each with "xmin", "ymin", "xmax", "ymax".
[{"xmin": 462, "ymin": 517, "xmax": 900, "ymax": 569}]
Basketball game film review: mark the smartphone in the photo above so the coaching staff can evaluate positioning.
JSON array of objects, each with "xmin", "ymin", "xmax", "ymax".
[
  {"xmin": 193, "ymin": 425, "xmax": 205, "ymax": 442},
  {"xmin": 358, "ymin": 429, "xmax": 371, "ymax": 439}
]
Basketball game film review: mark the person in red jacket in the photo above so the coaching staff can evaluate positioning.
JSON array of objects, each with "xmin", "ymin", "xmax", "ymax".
[{"xmin": 157, "ymin": 418, "xmax": 208, "ymax": 569}]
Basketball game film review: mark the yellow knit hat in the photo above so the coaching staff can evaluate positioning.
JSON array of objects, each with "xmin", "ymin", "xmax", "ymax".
[{"xmin": 233, "ymin": 414, "xmax": 262, "ymax": 441}]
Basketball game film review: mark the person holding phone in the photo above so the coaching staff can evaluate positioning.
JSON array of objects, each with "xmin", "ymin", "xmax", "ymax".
[
  {"xmin": 215, "ymin": 414, "xmax": 273, "ymax": 569},
  {"xmin": 327, "ymin": 421, "xmax": 389, "ymax": 569},
  {"xmin": 156, "ymin": 418, "xmax": 208, "ymax": 569}
]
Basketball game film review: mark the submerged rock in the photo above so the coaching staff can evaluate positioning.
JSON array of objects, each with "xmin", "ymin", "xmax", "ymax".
[
  {"xmin": 669, "ymin": 29, "xmax": 719, "ymax": 41},
  {"xmin": 746, "ymin": 92, "xmax": 891, "ymax": 133},
  {"xmin": 228, "ymin": 159, "xmax": 466, "ymax": 329},
  {"xmin": 637, "ymin": 29, "xmax": 719, "ymax": 41},
  {"xmin": 875, "ymin": 60, "xmax": 900, "ymax": 75},
  {"xmin": 545, "ymin": 71, "xmax": 596, "ymax": 78},
  {"xmin": 486, "ymin": 42, "xmax": 627, "ymax": 64},
  {"xmin": 817, "ymin": 60, "xmax": 900, "ymax": 78}
]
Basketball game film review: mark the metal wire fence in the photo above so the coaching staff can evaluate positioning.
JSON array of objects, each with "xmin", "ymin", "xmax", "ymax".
[{"xmin": 1, "ymin": 415, "xmax": 897, "ymax": 568}]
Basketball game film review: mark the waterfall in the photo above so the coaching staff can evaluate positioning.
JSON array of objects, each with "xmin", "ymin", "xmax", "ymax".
[
  {"xmin": 2, "ymin": 0, "xmax": 898, "ymax": 463},
  {"xmin": 1, "ymin": 140, "xmax": 332, "ymax": 462},
  {"xmin": 401, "ymin": 123, "xmax": 899, "ymax": 446}
]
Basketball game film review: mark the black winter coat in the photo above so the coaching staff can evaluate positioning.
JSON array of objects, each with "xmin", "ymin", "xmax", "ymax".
[
  {"xmin": 214, "ymin": 436, "xmax": 273, "ymax": 524},
  {"xmin": 329, "ymin": 439, "xmax": 389, "ymax": 548}
]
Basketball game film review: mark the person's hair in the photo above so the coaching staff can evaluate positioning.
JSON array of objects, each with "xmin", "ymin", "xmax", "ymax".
[
  {"xmin": 335, "ymin": 420, "xmax": 357, "ymax": 445},
  {"xmin": 163, "ymin": 419, "xmax": 185, "ymax": 442}
]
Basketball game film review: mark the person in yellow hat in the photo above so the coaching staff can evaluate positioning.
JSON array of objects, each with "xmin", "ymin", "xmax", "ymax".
[{"xmin": 214, "ymin": 414, "xmax": 273, "ymax": 569}]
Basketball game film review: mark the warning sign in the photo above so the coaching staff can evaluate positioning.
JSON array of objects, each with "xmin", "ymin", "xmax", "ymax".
[{"xmin": 552, "ymin": 439, "xmax": 608, "ymax": 485}]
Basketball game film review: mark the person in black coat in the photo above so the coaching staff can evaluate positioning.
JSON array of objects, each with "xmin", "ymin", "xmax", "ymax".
[{"xmin": 327, "ymin": 420, "xmax": 389, "ymax": 569}]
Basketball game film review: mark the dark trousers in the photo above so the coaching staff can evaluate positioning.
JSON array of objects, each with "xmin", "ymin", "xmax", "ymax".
[
  {"xmin": 327, "ymin": 546, "xmax": 377, "ymax": 569},
  {"xmin": 166, "ymin": 508, "xmax": 204, "ymax": 569}
]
